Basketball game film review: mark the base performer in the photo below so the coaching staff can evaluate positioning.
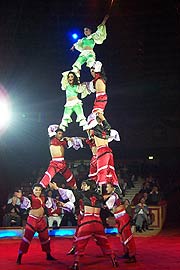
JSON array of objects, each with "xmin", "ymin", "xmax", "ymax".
[
  {"xmin": 16, "ymin": 183, "xmax": 56, "ymax": 264},
  {"xmin": 105, "ymin": 183, "xmax": 136, "ymax": 263},
  {"xmin": 71, "ymin": 179, "xmax": 118, "ymax": 270}
]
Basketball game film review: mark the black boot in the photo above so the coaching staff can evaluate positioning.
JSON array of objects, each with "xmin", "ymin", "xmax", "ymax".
[
  {"xmin": 16, "ymin": 253, "xmax": 22, "ymax": 265},
  {"xmin": 119, "ymin": 253, "xmax": 129, "ymax": 259},
  {"xmin": 111, "ymin": 255, "xmax": 119, "ymax": 268},
  {"xmin": 67, "ymin": 246, "xmax": 76, "ymax": 255},
  {"xmin": 46, "ymin": 253, "xmax": 56, "ymax": 261},
  {"xmin": 71, "ymin": 261, "xmax": 79, "ymax": 270},
  {"xmin": 125, "ymin": 256, "xmax": 136, "ymax": 263}
]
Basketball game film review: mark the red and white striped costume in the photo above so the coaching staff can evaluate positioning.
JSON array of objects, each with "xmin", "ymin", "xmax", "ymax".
[
  {"xmin": 18, "ymin": 195, "xmax": 50, "ymax": 255},
  {"xmin": 74, "ymin": 190, "xmax": 114, "ymax": 262},
  {"xmin": 91, "ymin": 119, "xmax": 119, "ymax": 186},
  {"xmin": 40, "ymin": 137, "xmax": 76, "ymax": 188},
  {"xmin": 85, "ymin": 138, "xmax": 97, "ymax": 181},
  {"xmin": 105, "ymin": 192, "xmax": 136, "ymax": 258},
  {"xmin": 96, "ymin": 145, "xmax": 118, "ymax": 186},
  {"xmin": 92, "ymin": 73, "xmax": 107, "ymax": 113}
]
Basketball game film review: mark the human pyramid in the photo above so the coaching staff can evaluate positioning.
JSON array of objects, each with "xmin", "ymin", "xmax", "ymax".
[
  {"xmin": 16, "ymin": 14, "xmax": 136, "ymax": 269},
  {"xmin": 40, "ymin": 14, "xmax": 121, "ymax": 192}
]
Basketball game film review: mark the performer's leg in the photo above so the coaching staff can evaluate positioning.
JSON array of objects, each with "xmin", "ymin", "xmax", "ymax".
[
  {"xmin": 93, "ymin": 222, "xmax": 118, "ymax": 268},
  {"xmin": 96, "ymin": 151, "xmax": 110, "ymax": 185},
  {"xmin": 37, "ymin": 217, "xmax": 56, "ymax": 260},
  {"xmin": 88, "ymin": 155, "xmax": 97, "ymax": 181},
  {"xmin": 40, "ymin": 161, "xmax": 57, "ymax": 188},
  {"xmin": 118, "ymin": 215, "xmax": 136, "ymax": 260},
  {"xmin": 86, "ymin": 53, "xmax": 96, "ymax": 68},
  {"xmin": 16, "ymin": 216, "xmax": 36, "ymax": 264},
  {"xmin": 92, "ymin": 94, "xmax": 108, "ymax": 114},
  {"xmin": 72, "ymin": 55, "xmax": 87, "ymax": 72},
  {"xmin": 108, "ymin": 153, "xmax": 119, "ymax": 186},
  {"xmin": 73, "ymin": 224, "xmax": 91, "ymax": 263},
  {"xmin": 60, "ymin": 161, "xmax": 77, "ymax": 188},
  {"xmin": 59, "ymin": 106, "xmax": 73, "ymax": 131},
  {"xmin": 73, "ymin": 103, "xmax": 87, "ymax": 126}
]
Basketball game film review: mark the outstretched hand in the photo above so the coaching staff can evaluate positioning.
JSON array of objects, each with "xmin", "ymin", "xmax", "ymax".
[{"xmin": 70, "ymin": 45, "xmax": 75, "ymax": 51}]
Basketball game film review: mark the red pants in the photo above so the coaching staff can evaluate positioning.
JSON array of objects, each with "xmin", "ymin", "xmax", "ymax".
[
  {"xmin": 115, "ymin": 211, "xmax": 136, "ymax": 257},
  {"xmin": 96, "ymin": 146, "xmax": 118, "ymax": 185},
  {"xmin": 18, "ymin": 215, "xmax": 50, "ymax": 254},
  {"xmin": 88, "ymin": 155, "xmax": 97, "ymax": 181},
  {"xmin": 40, "ymin": 160, "xmax": 76, "ymax": 188},
  {"xmin": 75, "ymin": 214, "xmax": 113, "ymax": 261},
  {"xmin": 92, "ymin": 93, "xmax": 107, "ymax": 113}
]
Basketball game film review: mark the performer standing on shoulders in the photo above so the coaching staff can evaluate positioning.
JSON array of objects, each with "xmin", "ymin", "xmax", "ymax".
[
  {"xmin": 70, "ymin": 15, "xmax": 109, "ymax": 75},
  {"xmin": 59, "ymin": 71, "xmax": 88, "ymax": 132},
  {"xmin": 90, "ymin": 61, "xmax": 108, "ymax": 114},
  {"xmin": 40, "ymin": 125, "xmax": 77, "ymax": 189},
  {"xmin": 86, "ymin": 112, "xmax": 119, "ymax": 187},
  {"xmin": 16, "ymin": 183, "xmax": 56, "ymax": 265}
]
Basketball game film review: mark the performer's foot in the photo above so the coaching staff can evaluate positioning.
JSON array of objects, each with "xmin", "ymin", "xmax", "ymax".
[
  {"xmin": 111, "ymin": 255, "xmax": 119, "ymax": 267},
  {"xmin": 46, "ymin": 253, "xmax": 57, "ymax": 261},
  {"xmin": 16, "ymin": 254, "xmax": 22, "ymax": 265},
  {"xmin": 125, "ymin": 256, "xmax": 136, "ymax": 263},
  {"xmin": 70, "ymin": 261, "xmax": 79, "ymax": 270},
  {"xmin": 67, "ymin": 246, "xmax": 76, "ymax": 255}
]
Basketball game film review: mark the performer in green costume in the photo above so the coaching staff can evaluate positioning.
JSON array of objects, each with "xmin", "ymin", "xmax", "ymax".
[
  {"xmin": 59, "ymin": 71, "xmax": 89, "ymax": 131},
  {"xmin": 70, "ymin": 14, "xmax": 109, "ymax": 75}
]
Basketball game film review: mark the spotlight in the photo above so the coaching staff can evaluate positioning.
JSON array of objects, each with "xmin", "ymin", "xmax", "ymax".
[
  {"xmin": 0, "ymin": 84, "xmax": 11, "ymax": 133},
  {"xmin": 72, "ymin": 33, "xmax": 78, "ymax": 40}
]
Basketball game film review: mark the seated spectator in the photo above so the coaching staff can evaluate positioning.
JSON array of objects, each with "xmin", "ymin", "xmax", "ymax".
[
  {"xmin": 49, "ymin": 182, "xmax": 76, "ymax": 226},
  {"xmin": 133, "ymin": 197, "xmax": 151, "ymax": 232},
  {"xmin": 131, "ymin": 192, "xmax": 144, "ymax": 206},
  {"xmin": 3, "ymin": 196, "xmax": 21, "ymax": 226},
  {"xmin": 15, "ymin": 189, "xmax": 31, "ymax": 226},
  {"xmin": 147, "ymin": 186, "xmax": 161, "ymax": 205},
  {"xmin": 45, "ymin": 190, "xmax": 63, "ymax": 228},
  {"xmin": 124, "ymin": 199, "xmax": 133, "ymax": 219},
  {"xmin": 139, "ymin": 181, "xmax": 151, "ymax": 194}
]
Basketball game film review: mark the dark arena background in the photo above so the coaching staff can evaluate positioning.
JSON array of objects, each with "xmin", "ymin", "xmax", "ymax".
[{"xmin": 0, "ymin": 1, "xmax": 180, "ymax": 270}]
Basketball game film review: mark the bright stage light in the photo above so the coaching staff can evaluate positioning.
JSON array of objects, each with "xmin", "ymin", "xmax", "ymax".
[
  {"xmin": 72, "ymin": 33, "xmax": 78, "ymax": 40},
  {"xmin": 0, "ymin": 85, "xmax": 11, "ymax": 133}
]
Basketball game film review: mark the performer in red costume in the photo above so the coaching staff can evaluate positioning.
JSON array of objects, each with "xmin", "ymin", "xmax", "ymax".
[
  {"xmin": 91, "ymin": 61, "xmax": 108, "ymax": 114},
  {"xmin": 16, "ymin": 183, "xmax": 56, "ymax": 264},
  {"xmin": 40, "ymin": 126, "xmax": 77, "ymax": 189},
  {"xmin": 105, "ymin": 183, "xmax": 136, "ymax": 263},
  {"xmin": 88, "ymin": 112, "xmax": 119, "ymax": 187},
  {"xmin": 71, "ymin": 179, "xmax": 118, "ymax": 270},
  {"xmin": 85, "ymin": 134, "xmax": 97, "ymax": 181}
]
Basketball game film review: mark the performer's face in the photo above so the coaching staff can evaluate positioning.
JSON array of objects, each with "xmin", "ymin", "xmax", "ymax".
[
  {"xmin": 81, "ymin": 182, "xmax": 90, "ymax": 191},
  {"xmin": 33, "ymin": 186, "xmax": 42, "ymax": 197},
  {"xmin": 68, "ymin": 73, "xmax": 74, "ymax": 85},
  {"xmin": 56, "ymin": 130, "xmax": 63, "ymax": 140},
  {"xmin": 84, "ymin": 27, "xmax": 92, "ymax": 36},
  {"xmin": 106, "ymin": 184, "xmax": 114, "ymax": 194},
  {"xmin": 90, "ymin": 67, "xmax": 95, "ymax": 78}
]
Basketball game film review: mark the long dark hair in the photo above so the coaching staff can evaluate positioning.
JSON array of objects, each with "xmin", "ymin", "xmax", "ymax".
[
  {"xmin": 100, "ymin": 67, "xmax": 107, "ymax": 83},
  {"xmin": 67, "ymin": 71, "xmax": 79, "ymax": 86}
]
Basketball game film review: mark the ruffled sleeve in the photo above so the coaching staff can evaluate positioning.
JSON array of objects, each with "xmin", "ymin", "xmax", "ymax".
[
  {"xmin": 91, "ymin": 24, "xmax": 107, "ymax": 44},
  {"xmin": 74, "ymin": 38, "xmax": 84, "ymax": 52}
]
